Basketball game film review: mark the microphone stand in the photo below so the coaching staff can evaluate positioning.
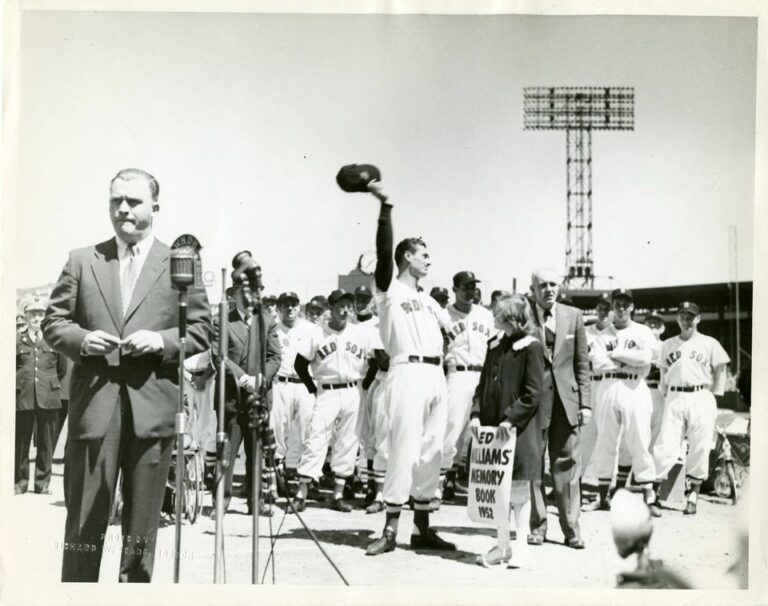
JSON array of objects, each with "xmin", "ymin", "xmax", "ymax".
[
  {"xmin": 240, "ymin": 278, "xmax": 265, "ymax": 585},
  {"xmin": 213, "ymin": 268, "xmax": 229, "ymax": 582},
  {"xmin": 173, "ymin": 282, "xmax": 188, "ymax": 583}
]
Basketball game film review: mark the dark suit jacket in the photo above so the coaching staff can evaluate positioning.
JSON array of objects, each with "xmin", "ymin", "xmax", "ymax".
[
  {"xmin": 529, "ymin": 300, "xmax": 590, "ymax": 427},
  {"xmin": 472, "ymin": 334, "xmax": 546, "ymax": 481},
  {"xmin": 41, "ymin": 237, "xmax": 212, "ymax": 440},
  {"xmin": 213, "ymin": 307, "xmax": 281, "ymax": 414},
  {"xmin": 16, "ymin": 329, "xmax": 67, "ymax": 411}
]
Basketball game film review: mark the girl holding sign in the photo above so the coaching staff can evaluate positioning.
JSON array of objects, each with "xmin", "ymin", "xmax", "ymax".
[{"xmin": 470, "ymin": 294, "xmax": 546, "ymax": 568}]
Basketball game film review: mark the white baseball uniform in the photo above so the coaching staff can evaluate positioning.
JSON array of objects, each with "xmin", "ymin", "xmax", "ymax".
[
  {"xmin": 588, "ymin": 321, "xmax": 660, "ymax": 485},
  {"xmin": 580, "ymin": 322, "xmax": 610, "ymax": 483},
  {"xmin": 270, "ymin": 319, "xmax": 316, "ymax": 468},
  {"xmin": 653, "ymin": 332, "xmax": 729, "ymax": 482},
  {"xmin": 296, "ymin": 321, "xmax": 370, "ymax": 481},
  {"xmin": 441, "ymin": 303, "xmax": 495, "ymax": 473},
  {"xmin": 354, "ymin": 316, "xmax": 381, "ymax": 457},
  {"xmin": 375, "ymin": 277, "xmax": 450, "ymax": 511}
]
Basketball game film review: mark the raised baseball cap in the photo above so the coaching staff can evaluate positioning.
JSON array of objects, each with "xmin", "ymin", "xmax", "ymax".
[
  {"xmin": 430, "ymin": 286, "xmax": 449, "ymax": 300},
  {"xmin": 354, "ymin": 285, "xmax": 373, "ymax": 298},
  {"xmin": 328, "ymin": 289, "xmax": 355, "ymax": 306},
  {"xmin": 336, "ymin": 164, "xmax": 381, "ymax": 193},
  {"xmin": 24, "ymin": 297, "xmax": 46, "ymax": 313},
  {"xmin": 611, "ymin": 288, "xmax": 634, "ymax": 302},
  {"xmin": 262, "ymin": 294, "xmax": 277, "ymax": 305},
  {"xmin": 453, "ymin": 271, "xmax": 481, "ymax": 288},
  {"xmin": 277, "ymin": 291, "xmax": 300, "ymax": 305},
  {"xmin": 677, "ymin": 301, "xmax": 700, "ymax": 316}
]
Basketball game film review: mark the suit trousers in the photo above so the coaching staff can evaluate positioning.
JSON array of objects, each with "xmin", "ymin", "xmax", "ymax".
[
  {"xmin": 530, "ymin": 394, "xmax": 582, "ymax": 540},
  {"xmin": 61, "ymin": 387, "xmax": 173, "ymax": 582},
  {"xmin": 15, "ymin": 408, "xmax": 58, "ymax": 492},
  {"xmin": 215, "ymin": 410, "xmax": 254, "ymax": 511}
]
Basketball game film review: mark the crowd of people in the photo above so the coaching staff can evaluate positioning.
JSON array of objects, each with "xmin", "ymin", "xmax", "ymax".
[{"xmin": 14, "ymin": 167, "xmax": 732, "ymax": 583}]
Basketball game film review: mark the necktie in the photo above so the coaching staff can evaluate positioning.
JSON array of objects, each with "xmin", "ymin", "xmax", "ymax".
[
  {"xmin": 543, "ymin": 308, "xmax": 552, "ymax": 321},
  {"xmin": 121, "ymin": 244, "xmax": 138, "ymax": 314}
]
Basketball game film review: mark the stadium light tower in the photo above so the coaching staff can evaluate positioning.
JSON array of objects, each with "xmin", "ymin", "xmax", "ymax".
[{"xmin": 524, "ymin": 87, "xmax": 634, "ymax": 289}]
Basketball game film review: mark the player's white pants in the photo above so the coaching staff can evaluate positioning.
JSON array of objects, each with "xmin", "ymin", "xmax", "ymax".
[
  {"xmin": 579, "ymin": 376, "xmax": 604, "ymax": 483},
  {"xmin": 297, "ymin": 386, "xmax": 360, "ymax": 481},
  {"xmin": 588, "ymin": 378, "xmax": 655, "ymax": 484},
  {"xmin": 653, "ymin": 389, "xmax": 717, "ymax": 482},
  {"xmin": 383, "ymin": 363, "xmax": 446, "ymax": 509},
  {"xmin": 270, "ymin": 380, "xmax": 316, "ymax": 468},
  {"xmin": 370, "ymin": 372, "xmax": 392, "ymax": 484},
  {"xmin": 441, "ymin": 370, "xmax": 481, "ymax": 470}
]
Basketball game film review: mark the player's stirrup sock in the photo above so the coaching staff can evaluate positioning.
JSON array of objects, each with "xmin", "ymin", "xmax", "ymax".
[
  {"xmin": 616, "ymin": 465, "xmax": 632, "ymax": 490},
  {"xmin": 413, "ymin": 509, "xmax": 430, "ymax": 537},
  {"xmin": 686, "ymin": 478, "xmax": 701, "ymax": 504},
  {"xmin": 333, "ymin": 478, "xmax": 346, "ymax": 501},
  {"xmin": 384, "ymin": 508, "xmax": 401, "ymax": 535},
  {"xmin": 597, "ymin": 479, "xmax": 611, "ymax": 503}
]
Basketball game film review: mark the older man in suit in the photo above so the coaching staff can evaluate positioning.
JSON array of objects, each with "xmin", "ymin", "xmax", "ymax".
[
  {"xmin": 42, "ymin": 168, "xmax": 211, "ymax": 582},
  {"xmin": 527, "ymin": 268, "xmax": 591, "ymax": 549},
  {"xmin": 212, "ymin": 277, "xmax": 281, "ymax": 515},
  {"xmin": 15, "ymin": 297, "xmax": 68, "ymax": 495}
]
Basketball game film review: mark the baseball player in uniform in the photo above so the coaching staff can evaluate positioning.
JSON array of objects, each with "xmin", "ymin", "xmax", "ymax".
[
  {"xmin": 643, "ymin": 310, "xmax": 666, "ymax": 450},
  {"xmin": 580, "ymin": 292, "xmax": 613, "ymax": 510},
  {"xmin": 429, "ymin": 286, "xmax": 450, "ymax": 309},
  {"xmin": 270, "ymin": 292, "xmax": 316, "ymax": 481},
  {"xmin": 362, "ymin": 181, "xmax": 456, "ymax": 556},
  {"xmin": 305, "ymin": 295, "xmax": 330, "ymax": 325},
  {"xmin": 650, "ymin": 301, "xmax": 729, "ymax": 515},
  {"xmin": 290, "ymin": 289, "xmax": 370, "ymax": 512},
  {"xmin": 587, "ymin": 289, "xmax": 660, "ymax": 510},
  {"xmin": 438, "ymin": 270, "xmax": 495, "ymax": 505}
]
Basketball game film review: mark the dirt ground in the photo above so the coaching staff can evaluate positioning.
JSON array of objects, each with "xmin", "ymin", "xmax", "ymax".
[{"xmin": 6, "ymin": 455, "xmax": 747, "ymax": 591}]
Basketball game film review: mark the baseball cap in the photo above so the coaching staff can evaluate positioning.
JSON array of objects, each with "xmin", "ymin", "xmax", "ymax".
[
  {"xmin": 611, "ymin": 288, "xmax": 634, "ymax": 302},
  {"xmin": 277, "ymin": 291, "xmax": 300, "ymax": 305},
  {"xmin": 430, "ymin": 286, "xmax": 449, "ymax": 300},
  {"xmin": 595, "ymin": 292, "xmax": 612, "ymax": 308},
  {"xmin": 453, "ymin": 271, "xmax": 481, "ymax": 288},
  {"xmin": 306, "ymin": 295, "xmax": 329, "ymax": 311},
  {"xmin": 354, "ymin": 285, "xmax": 373, "ymax": 298},
  {"xmin": 24, "ymin": 297, "xmax": 46, "ymax": 313},
  {"xmin": 328, "ymin": 289, "xmax": 355, "ymax": 306},
  {"xmin": 677, "ymin": 301, "xmax": 700, "ymax": 316},
  {"xmin": 645, "ymin": 309, "xmax": 664, "ymax": 322},
  {"xmin": 262, "ymin": 294, "xmax": 277, "ymax": 305}
]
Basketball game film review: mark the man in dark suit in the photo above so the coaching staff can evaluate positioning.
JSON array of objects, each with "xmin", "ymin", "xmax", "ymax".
[
  {"xmin": 15, "ymin": 297, "xmax": 67, "ymax": 495},
  {"xmin": 212, "ymin": 278, "xmax": 281, "ymax": 515},
  {"xmin": 42, "ymin": 168, "xmax": 211, "ymax": 582},
  {"xmin": 527, "ymin": 268, "xmax": 591, "ymax": 549}
]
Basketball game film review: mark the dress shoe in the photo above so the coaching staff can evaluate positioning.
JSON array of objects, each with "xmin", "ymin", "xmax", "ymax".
[
  {"xmin": 366, "ymin": 530, "xmax": 397, "ymax": 555},
  {"xmin": 14, "ymin": 486, "xmax": 26, "ymax": 495},
  {"xmin": 428, "ymin": 497, "xmax": 441, "ymax": 512},
  {"xmin": 330, "ymin": 498, "xmax": 352, "ymax": 513},
  {"xmin": 565, "ymin": 536, "xmax": 585, "ymax": 549},
  {"xmin": 581, "ymin": 498, "xmax": 610, "ymax": 512},
  {"xmin": 410, "ymin": 528, "xmax": 456, "ymax": 551},
  {"xmin": 527, "ymin": 534, "xmax": 545, "ymax": 546},
  {"xmin": 366, "ymin": 500, "xmax": 385, "ymax": 514},
  {"xmin": 475, "ymin": 545, "xmax": 512, "ymax": 567},
  {"xmin": 683, "ymin": 501, "xmax": 697, "ymax": 515},
  {"xmin": 34, "ymin": 487, "xmax": 52, "ymax": 495},
  {"xmin": 286, "ymin": 497, "xmax": 306, "ymax": 513}
]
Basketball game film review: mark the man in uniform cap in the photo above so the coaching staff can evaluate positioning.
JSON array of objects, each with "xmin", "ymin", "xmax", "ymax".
[
  {"xmin": 305, "ymin": 295, "xmax": 330, "ymax": 324},
  {"xmin": 15, "ymin": 297, "xmax": 68, "ymax": 495},
  {"xmin": 429, "ymin": 286, "xmax": 450, "ymax": 309},
  {"xmin": 16, "ymin": 313, "xmax": 27, "ymax": 336}
]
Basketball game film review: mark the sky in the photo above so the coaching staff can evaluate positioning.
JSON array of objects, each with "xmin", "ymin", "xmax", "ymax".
[{"xmin": 13, "ymin": 11, "xmax": 758, "ymax": 303}]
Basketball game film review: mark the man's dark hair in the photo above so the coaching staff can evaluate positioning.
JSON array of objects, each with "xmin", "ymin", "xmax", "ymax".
[
  {"xmin": 394, "ymin": 237, "xmax": 426, "ymax": 270},
  {"xmin": 111, "ymin": 168, "xmax": 160, "ymax": 202}
]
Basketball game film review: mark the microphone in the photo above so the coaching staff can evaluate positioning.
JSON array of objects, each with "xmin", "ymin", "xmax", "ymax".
[
  {"xmin": 171, "ymin": 234, "xmax": 203, "ymax": 290},
  {"xmin": 231, "ymin": 250, "xmax": 263, "ymax": 292}
]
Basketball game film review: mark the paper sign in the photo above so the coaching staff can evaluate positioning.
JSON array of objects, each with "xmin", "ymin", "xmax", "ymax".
[{"xmin": 467, "ymin": 426, "xmax": 516, "ymax": 525}]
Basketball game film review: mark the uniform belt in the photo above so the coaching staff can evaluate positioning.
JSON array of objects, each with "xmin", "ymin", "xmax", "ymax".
[
  {"xmin": 591, "ymin": 375, "xmax": 603, "ymax": 381},
  {"xmin": 646, "ymin": 381, "xmax": 659, "ymax": 389},
  {"xmin": 276, "ymin": 376, "xmax": 301, "ymax": 384},
  {"xmin": 454, "ymin": 365, "xmax": 483, "ymax": 372},
  {"xmin": 603, "ymin": 372, "xmax": 639, "ymax": 380},
  {"xmin": 670, "ymin": 385, "xmax": 707, "ymax": 393},
  {"xmin": 407, "ymin": 355, "xmax": 442, "ymax": 366},
  {"xmin": 320, "ymin": 381, "xmax": 358, "ymax": 390}
]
